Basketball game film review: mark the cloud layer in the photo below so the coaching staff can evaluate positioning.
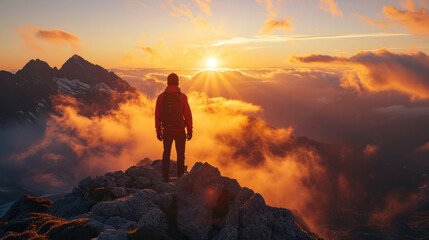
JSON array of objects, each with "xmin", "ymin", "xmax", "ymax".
[{"xmin": 293, "ymin": 49, "xmax": 429, "ymax": 99}]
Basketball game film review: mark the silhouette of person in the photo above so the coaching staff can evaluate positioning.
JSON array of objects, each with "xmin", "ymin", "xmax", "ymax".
[{"xmin": 155, "ymin": 73, "xmax": 193, "ymax": 182}]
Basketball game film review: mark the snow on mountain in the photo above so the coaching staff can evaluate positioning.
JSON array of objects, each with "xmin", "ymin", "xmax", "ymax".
[{"xmin": 0, "ymin": 55, "xmax": 137, "ymax": 125}]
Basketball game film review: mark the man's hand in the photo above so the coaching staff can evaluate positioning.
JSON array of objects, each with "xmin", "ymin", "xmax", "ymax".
[
  {"xmin": 157, "ymin": 133, "xmax": 163, "ymax": 142},
  {"xmin": 186, "ymin": 132, "xmax": 192, "ymax": 141}
]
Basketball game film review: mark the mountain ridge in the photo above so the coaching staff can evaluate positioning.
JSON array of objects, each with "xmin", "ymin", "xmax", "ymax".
[{"xmin": 0, "ymin": 55, "xmax": 137, "ymax": 125}]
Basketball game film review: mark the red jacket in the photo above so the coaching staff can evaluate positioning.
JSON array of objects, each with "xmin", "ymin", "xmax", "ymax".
[{"xmin": 155, "ymin": 86, "xmax": 193, "ymax": 134}]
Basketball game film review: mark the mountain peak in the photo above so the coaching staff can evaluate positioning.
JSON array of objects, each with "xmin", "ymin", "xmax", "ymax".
[
  {"xmin": 59, "ymin": 54, "xmax": 135, "ymax": 93},
  {"xmin": 15, "ymin": 58, "xmax": 56, "ymax": 83},
  {"xmin": 22, "ymin": 59, "xmax": 51, "ymax": 71},
  {"xmin": 61, "ymin": 54, "xmax": 92, "ymax": 71}
]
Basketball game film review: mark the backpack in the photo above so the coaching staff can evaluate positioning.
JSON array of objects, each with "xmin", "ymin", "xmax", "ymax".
[{"xmin": 161, "ymin": 92, "xmax": 185, "ymax": 129}]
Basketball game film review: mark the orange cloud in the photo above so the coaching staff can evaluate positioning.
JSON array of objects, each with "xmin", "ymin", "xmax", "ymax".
[
  {"xmin": 293, "ymin": 49, "xmax": 429, "ymax": 99},
  {"xmin": 259, "ymin": 17, "xmax": 294, "ymax": 35},
  {"xmin": 356, "ymin": 0, "xmax": 429, "ymax": 35},
  {"xmin": 353, "ymin": 13, "xmax": 390, "ymax": 27},
  {"xmin": 383, "ymin": 4, "xmax": 429, "ymax": 35},
  {"xmin": 14, "ymin": 24, "xmax": 80, "ymax": 51},
  {"xmin": 256, "ymin": 0, "xmax": 294, "ymax": 35},
  {"xmin": 318, "ymin": 0, "xmax": 343, "ymax": 17}
]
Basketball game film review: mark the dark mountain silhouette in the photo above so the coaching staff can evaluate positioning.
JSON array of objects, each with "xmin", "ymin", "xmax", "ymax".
[
  {"xmin": 0, "ymin": 161, "xmax": 319, "ymax": 240},
  {"xmin": 0, "ymin": 55, "xmax": 137, "ymax": 125}
]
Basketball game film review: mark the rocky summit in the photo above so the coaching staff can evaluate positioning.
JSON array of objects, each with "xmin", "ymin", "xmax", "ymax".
[{"xmin": 0, "ymin": 160, "xmax": 318, "ymax": 240}]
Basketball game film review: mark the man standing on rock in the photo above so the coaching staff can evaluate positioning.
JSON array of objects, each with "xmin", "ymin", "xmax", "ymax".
[{"xmin": 155, "ymin": 73, "xmax": 193, "ymax": 182}]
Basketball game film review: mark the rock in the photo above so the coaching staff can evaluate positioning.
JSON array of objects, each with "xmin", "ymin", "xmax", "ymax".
[
  {"xmin": 138, "ymin": 207, "xmax": 168, "ymax": 232},
  {"xmin": 238, "ymin": 193, "xmax": 274, "ymax": 240},
  {"xmin": 105, "ymin": 170, "xmax": 125, "ymax": 180},
  {"xmin": 104, "ymin": 216, "xmax": 137, "ymax": 230},
  {"xmin": 2, "ymin": 162, "xmax": 317, "ymax": 240},
  {"xmin": 1, "ymin": 213, "xmax": 100, "ymax": 240},
  {"xmin": 127, "ymin": 226, "xmax": 172, "ymax": 240},
  {"xmin": 98, "ymin": 228, "xmax": 127, "ymax": 240},
  {"xmin": 45, "ymin": 217, "xmax": 100, "ymax": 240},
  {"xmin": 111, "ymin": 187, "xmax": 128, "ymax": 198},
  {"xmin": 91, "ymin": 189, "xmax": 159, "ymax": 221},
  {"xmin": 269, "ymin": 207, "xmax": 313, "ymax": 240},
  {"xmin": 135, "ymin": 176, "xmax": 152, "ymax": 188},
  {"xmin": 93, "ymin": 176, "xmax": 116, "ymax": 188},
  {"xmin": 88, "ymin": 187, "xmax": 115, "ymax": 202},
  {"xmin": 116, "ymin": 175, "xmax": 131, "ymax": 187},
  {"xmin": 175, "ymin": 162, "xmax": 242, "ymax": 240},
  {"xmin": 136, "ymin": 157, "xmax": 152, "ymax": 167},
  {"xmin": 125, "ymin": 166, "xmax": 163, "ymax": 187},
  {"xmin": 153, "ymin": 182, "xmax": 176, "ymax": 194},
  {"xmin": 212, "ymin": 225, "xmax": 238, "ymax": 240},
  {"xmin": 47, "ymin": 193, "xmax": 90, "ymax": 218},
  {"xmin": 78, "ymin": 176, "xmax": 93, "ymax": 189},
  {"xmin": 152, "ymin": 159, "xmax": 177, "ymax": 177},
  {"xmin": 0, "ymin": 195, "xmax": 52, "ymax": 221},
  {"xmin": 157, "ymin": 193, "xmax": 173, "ymax": 209}
]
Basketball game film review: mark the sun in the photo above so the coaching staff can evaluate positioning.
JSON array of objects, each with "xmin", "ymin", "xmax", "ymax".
[{"xmin": 206, "ymin": 58, "xmax": 217, "ymax": 68}]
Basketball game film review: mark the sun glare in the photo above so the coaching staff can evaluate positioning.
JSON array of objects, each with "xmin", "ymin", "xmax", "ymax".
[{"xmin": 206, "ymin": 58, "xmax": 217, "ymax": 68}]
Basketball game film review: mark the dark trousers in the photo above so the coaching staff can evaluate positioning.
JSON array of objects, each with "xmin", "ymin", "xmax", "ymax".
[{"xmin": 162, "ymin": 130, "xmax": 186, "ymax": 181}]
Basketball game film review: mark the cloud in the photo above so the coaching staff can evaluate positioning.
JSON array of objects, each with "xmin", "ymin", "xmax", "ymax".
[
  {"xmin": 318, "ymin": 0, "xmax": 343, "ymax": 17},
  {"xmin": 14, "ymin": 24, "xmax": 81, "ymax": 51},
  {"xmin": 164, "ymin": 0, "xmax": 213, "ymax": 29},
  {"xmin": 354, "ymin": 13, "xmax": 390, "ymax": 27},
  {"xmin": 210, "ymin": 32, "xmax": 410, "ymax": 47},
  {"xmin": 259, "ymin": 17, "xmax": 294, "ymax": 35},
  {"xmin": 256, "ymin": 0, "xmax": 294, "ymax": 35},
  {"xmin": 256, "ymin": 0, "xmax": 280, "ymax": 17},
  {"xmin": 138, "ymin": 46, "xmax": 155, "ymax": 55},
  {"xmin": 193, "ymin": 0, "xmax": 212, "ymax": 15},
  {"xmin": 355, "ymin": 0, "xmax": 429, "ymax": 35},
  {"xmin": 293, "ymin": 49, "xmax": 429, "ymax": 99},
  {"xmin": 384, "ymin": 4, "xmax": 429, "ymax": 35},
  {"xmin": 374, "ymin": 105, "xmax": 429, "ymax": 117}
]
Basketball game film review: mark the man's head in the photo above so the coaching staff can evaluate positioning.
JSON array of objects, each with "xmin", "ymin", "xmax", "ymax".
[{"xmin": 167, "ymin": 73, "xmax": 179, "ymax": 86}]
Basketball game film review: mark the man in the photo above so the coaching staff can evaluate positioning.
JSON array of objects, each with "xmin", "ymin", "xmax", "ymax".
[{"xmin": 155, "ymin": 73, "xmax": 193, "ymax": 182}]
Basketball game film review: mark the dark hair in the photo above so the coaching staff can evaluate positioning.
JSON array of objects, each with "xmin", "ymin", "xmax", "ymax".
[{"xmin": 167, "ymin": 73, "xmax": 179, "ymax": 86}]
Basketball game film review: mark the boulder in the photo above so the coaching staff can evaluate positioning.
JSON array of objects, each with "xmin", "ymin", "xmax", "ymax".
[
  {"xmin": 269, "ymin": 207, "xmax": 313, "ymax": 240},
  {"xmin": 127, "ymin": 226, "xmax": 173, "ymax": 240},
  {"xmin": 97, "ymin": 228, "xmax": 127, "ymax": 240},
  {"xmin": 152, "ymin": 159, "xmax": 179, "ymax": 178},
  {"xmin": 238, "ymin": 193, "xmax": 273, "ymax": 240},
  {"xmin": 175, "ymin": 162, "xmax": 242, "ymax": 240},
  {"xmin": 136, "ymin": 157, "xmax": 153, "ymax": 167},
  {"xmin": 104, "ymin": 216, "xmax": 137, "ymax": 230},
  {"xmin": 125, "ymin": 166, "xmax": 163, "ymax": 187},
  {"xmin": 138, "ymin": 207, "xmax": 168, "ymax": 232},
  {"xmin": 111, "ymin": 187, "xmax": 128, "ymax": 198},
  {"xmin": 91, "ymin": 189, "xmax": 159, "ymax": 221}
]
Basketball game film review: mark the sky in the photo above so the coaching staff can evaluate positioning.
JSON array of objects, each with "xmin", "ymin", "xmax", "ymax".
[{"xmin": 1, "ymin": 0, "xmax": 429, "ymax": 70}]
